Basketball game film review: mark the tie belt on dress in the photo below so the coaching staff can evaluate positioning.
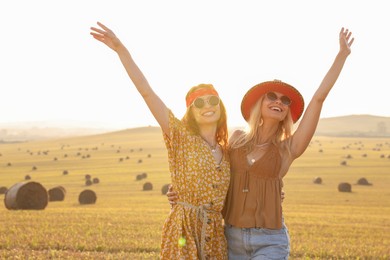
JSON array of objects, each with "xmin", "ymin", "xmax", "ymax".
[{"xmin": 176, "ymin": 201, "xmax": 219, "ymax": 260}]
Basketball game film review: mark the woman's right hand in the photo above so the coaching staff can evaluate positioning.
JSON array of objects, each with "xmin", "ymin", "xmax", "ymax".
[
  {"xmin": 90, "ymin": 22, "xmax": 123, "ymax": 52},
  {"xmin": 167, "ymin": 185, "xmax": 178, "ymax": 207}
]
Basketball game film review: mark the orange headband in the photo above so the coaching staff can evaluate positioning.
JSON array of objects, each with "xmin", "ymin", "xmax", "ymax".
[{"xmin": 186, "ymin": 89, "xmax": 219, "ymax": 107}]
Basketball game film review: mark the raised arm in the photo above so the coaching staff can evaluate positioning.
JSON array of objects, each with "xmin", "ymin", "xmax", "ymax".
[
  {"xmin": 90, "ymin": 22, "xmax": 169, "ymax": 134},
  {"xmin": 291, "ymin": 28, "xmax": 355, "ymax": 158}
]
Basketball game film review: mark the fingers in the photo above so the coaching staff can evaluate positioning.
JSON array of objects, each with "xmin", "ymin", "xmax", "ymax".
[
  {"xmin": 97, "ymin": 21, "xmax": 110, "ymax": 31},
  {"xmin": 348, "ymin": 37, "xmax": 355, "ymax": 47}
]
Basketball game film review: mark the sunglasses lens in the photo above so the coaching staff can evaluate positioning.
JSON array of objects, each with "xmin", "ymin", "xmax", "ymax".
[
  {"xmin": 193, "ymin": 98, "xmax": 205, "ymax": 109},
  {"xmin": 266, "ymin": 92, "xmax": 277, "ymax": 101},
  {"xmin": 209, "ymin": 96, "xmax": 220, "ymax": 106},
  {"xmin": 266, "ymin": 92, "xmax": 291, "ymax": 106},
  {"xmin": 281, "ymin": 96, "xmax": 291, "ymax": 106}
]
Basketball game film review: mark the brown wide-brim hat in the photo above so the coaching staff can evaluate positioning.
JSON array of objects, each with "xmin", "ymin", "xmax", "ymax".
[{"xmin": 241, "ymin": 79, "xmax": 305, "ymax": 123}]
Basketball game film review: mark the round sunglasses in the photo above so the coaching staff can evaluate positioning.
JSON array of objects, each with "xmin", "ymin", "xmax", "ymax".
[
  {"xmin": 192, "ymin": 95, "xmax": 220, "ymax": 109},
  {"xmin": 265, "ymin": 92, "xmax": 292, "ymax": 106}
]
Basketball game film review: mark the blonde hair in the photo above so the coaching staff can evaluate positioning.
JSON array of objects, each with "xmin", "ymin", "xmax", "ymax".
[
  {"xmin": 230, "ymin": 97, "xmax": 294, "ymax": 152},
  {"xmin": 181, "ymin": 84, "xmax": 228, "ymax": 152}
]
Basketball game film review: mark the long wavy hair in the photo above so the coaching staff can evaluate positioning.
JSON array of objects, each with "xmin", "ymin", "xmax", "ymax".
[
  {"xmin": 181, "ymin": 84, "xmax": 228, "ymax": 152},
  {"xmin": 230, "ymin": 96, "xmax": 294, "ymax": 153}
]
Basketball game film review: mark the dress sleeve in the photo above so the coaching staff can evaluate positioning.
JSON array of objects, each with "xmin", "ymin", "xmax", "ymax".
[{"xmin": 163, "ymin": 110, "xmax": 186, "ymax": 155}]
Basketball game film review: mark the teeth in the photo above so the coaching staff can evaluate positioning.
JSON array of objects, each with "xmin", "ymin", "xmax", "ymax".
[
  {"xmin": 271, "ymin": 107, "xmax": 282, "ymax": 112},
  {"xmin": 202, "ymin": 111, "xmax": 215, "ymax": 116}
]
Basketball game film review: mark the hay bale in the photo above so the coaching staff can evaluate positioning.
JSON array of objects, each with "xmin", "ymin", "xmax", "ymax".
[
  {"xmin": 357, "ymin": 178, "xmax": 372, "ymax": 186},
  {"xmin": 340, "ymin": 161, "xmax": 347, "ymax": 166},
  {"xmin": 4, "ymin": 182, "xmax": 48, "ymax": 210},
  {"xmin": 92, "ymin": 177, "xmax": 100, "ymax": 184},
  {"xmin": 85, "ymin": 174, "xmax": 91, "ymax": 180},
  {"xmin": 161, "ymin": 184, "xmax": 170, "ymax": 195},
  {"xmin": 136, "ymin": 174, "xmax": 143, "ymax": 181},
  {"xmin": 313, "ymin": 177, "xmax": 322, "ymax": 184},
  {"xmin": 85, "ymin": 179, "xmax": 93, "ymax": 186},
  {"xmin": 143, "ymin": 182, "xmax": 153, "ymax": 191},
  {"xmin": 0, "ymin": 186, "xmax": 8, "ymax": 194},
  {"xmin": 141, "ymin": 172, "xmax": 148, "ymax": 179},
  {"xmin": 63, "ymin": 170, "xmax": 69, "ymax": 175},
  {"xmin": 338, "ymin": 182, "xmax": 352, "ymax": 192},
  {"xmin": 78, "ymin": 189, "xmax": 97, "ymax": 204},
  {"xmin": 48, "ymin": 186, "xmax": 66, "ymax": 201},
  {"xmin": 25, "ymin": 175, "xmax": 31, "ymax": 180}
]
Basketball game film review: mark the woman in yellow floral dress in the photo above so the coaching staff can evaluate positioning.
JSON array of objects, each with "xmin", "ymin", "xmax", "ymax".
[{"xmin": 90, "ymin": 22, "xmax": 230, "ymax": 259}]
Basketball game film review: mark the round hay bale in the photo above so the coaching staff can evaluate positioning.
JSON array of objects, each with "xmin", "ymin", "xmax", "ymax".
[
  {"xmin": 85, "ymin": 179, "xmax": 93, "ymax": 186},
  {"xmin": 4, "ymin": 182, "xmax": 48, "ymax": 210},
  {"xmin": 32, "ymin": 166, "xmax": 37, "ymax": 171},
  {"xmin": 0, "ymin": 186, "xmax": 8, "ymax": 194},
  {"xmin": 313, "ymin": 177, "xmax": 322, "ymax": 184},
  {"xmin": 143, "ymin": 182, "xmax": 153, "ymax": 191},
  {"xmin": 25, "ymin": 175, "xmax": 31, "ymax": 180},
  {"xmin": 338, "ymin": 182, "xmax": 352, "ymax": 192},
  {"xmin": 85, "ymin": 174, "xmax": 91, "ymax": 180},
  {"xmin": 340, "ymin": 161, "xmax": 347, "ymax": 166},
  {"xmin": 78, "ymin": 189, "xmax": 97, "ymax": 204},
  {"xmin": 92, "ymin": 177, "xmax": 100, "ymax": 184},
  {"xmin": 48, "ymin": 186, "xmax": 66, "ymax": 201},
  {"xmin": 161, "ymin": 184, "xmax": 170, "ymax": 195},
  {"xmin": 141, "ymin": 172, "xmax": 148, "ymax": 179},
  {"xmin": 136, "ymin": 174, "xmax": 143, "ymax": 181},
  {"xmin": 357, "ymin": 178, "xmax": 372, "ymax": 186},
  {"xmin": 63, "ymin": 170, "xmax": 69, "ymax": 175}
]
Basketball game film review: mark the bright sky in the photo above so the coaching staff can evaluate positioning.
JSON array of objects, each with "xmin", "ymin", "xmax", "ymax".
[{"xmin": 1, "ymin": 0, "xmax": 389, "ymax": 129}]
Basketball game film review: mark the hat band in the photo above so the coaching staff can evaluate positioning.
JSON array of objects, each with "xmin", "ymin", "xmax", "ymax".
[{"xmin": 186, "ymin": 89, "xmax": 219, "ymax": 107}]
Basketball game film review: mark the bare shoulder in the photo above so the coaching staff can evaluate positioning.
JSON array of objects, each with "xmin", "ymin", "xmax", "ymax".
[{"xmin": 229, "ymin": 129, "xmax": 245, "ymax": 143}]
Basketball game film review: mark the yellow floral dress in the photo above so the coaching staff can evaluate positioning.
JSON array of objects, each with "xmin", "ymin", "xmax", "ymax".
[{"xmin": 160, "ymin": 111, "xmax": 230, "ymax": 260}]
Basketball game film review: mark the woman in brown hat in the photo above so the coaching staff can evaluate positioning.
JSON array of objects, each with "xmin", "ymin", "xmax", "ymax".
[
  {"xmin": 90, "ymin": 22, "xmax": 230, "ymax": 259},
  {"xmin": 223, "ymin": 27, "xmax": 354, "ymax": 259}
]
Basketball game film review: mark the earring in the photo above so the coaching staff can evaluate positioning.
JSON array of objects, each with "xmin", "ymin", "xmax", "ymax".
[{"xmin": 259, "ymin": 118, "xmax": 264, "ymax": 126}]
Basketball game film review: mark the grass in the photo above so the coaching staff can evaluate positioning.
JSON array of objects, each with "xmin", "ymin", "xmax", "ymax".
[{"xmin": 0, "ymin": 128, "xmax": 389, "ymax": 259}]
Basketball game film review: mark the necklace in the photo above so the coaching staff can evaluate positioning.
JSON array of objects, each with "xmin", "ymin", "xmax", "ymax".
[
  {"xmin": 249, "ymin": 143, "xmax": 269, "ymax": 164},
  {"xmin": 210, "ymin": 143, "xmax": 218, "ymax": 153},
  {"xmin": 202, "ymin": 137, "xmax": 218, "ymax": 153}
]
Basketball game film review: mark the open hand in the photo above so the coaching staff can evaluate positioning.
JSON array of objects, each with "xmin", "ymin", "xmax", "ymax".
[
  {"xmin": 339, "ymin": 27, "xmax": 354, "ymax": 56},
  {"xmin": 90, "ymin": 22, "xmax": 123, "ymax": 52}
]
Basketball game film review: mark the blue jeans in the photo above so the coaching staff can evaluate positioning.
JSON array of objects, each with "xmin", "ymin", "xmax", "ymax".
[{"xmin": 224, "ymin": 222, "xmax": 290, "ymax": 259}]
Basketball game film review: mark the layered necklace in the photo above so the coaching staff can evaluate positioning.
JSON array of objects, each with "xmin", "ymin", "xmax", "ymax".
[
  {"xmin": 208, "ymin": 143, "xmax": 219, "ymax": 153},
  {"xmin": 202, "ymin": 138, "xmax": 219, "ymax": 153}
]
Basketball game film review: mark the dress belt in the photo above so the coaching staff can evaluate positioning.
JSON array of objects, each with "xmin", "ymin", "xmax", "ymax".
[{"xmin": 177, "ymin": 202, "xmax": 218, "ymax": 260}]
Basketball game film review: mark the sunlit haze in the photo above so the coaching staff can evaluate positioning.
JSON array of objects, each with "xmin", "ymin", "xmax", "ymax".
[{"xmin": 1, "ymin": 0, "xmax": 389, "ymax": 130}]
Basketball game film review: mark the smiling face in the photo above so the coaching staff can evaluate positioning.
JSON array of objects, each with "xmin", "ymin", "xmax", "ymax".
[
  {"xmin": 261, "ymin": 91, "xmax": 290, "ymax": 122},
  {"xmin": 191, "ymin": 95, "xmax": 221, "ymax": 126}
]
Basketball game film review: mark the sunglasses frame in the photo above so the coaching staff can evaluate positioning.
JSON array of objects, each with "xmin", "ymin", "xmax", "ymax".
[
  {"xmin": 192, "ymin": 95, "xmax": 220, "ymax": 109},
  {"xmin": 265, "ymin": 92, "xmax": 292, "ymax": 106}
]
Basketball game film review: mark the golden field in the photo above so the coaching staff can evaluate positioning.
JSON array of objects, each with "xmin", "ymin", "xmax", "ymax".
[{"xmin": 0, "ymin": 126, "xmax": 389, "ymax": 259}]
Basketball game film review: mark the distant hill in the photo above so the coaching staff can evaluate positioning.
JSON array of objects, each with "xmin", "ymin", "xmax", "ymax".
[
  {"xmin": 315, "ymin": 114, "xmax": 390, "ymax": 137},
  {"xmin": 1, "ymin": 115, "xmax": 389, "ymax": 142}
]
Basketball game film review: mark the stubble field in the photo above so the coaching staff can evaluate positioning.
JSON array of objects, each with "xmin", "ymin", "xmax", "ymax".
[{"xmin": 0, "ymin": 127, "xmax": 389, "ymax": 259}]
